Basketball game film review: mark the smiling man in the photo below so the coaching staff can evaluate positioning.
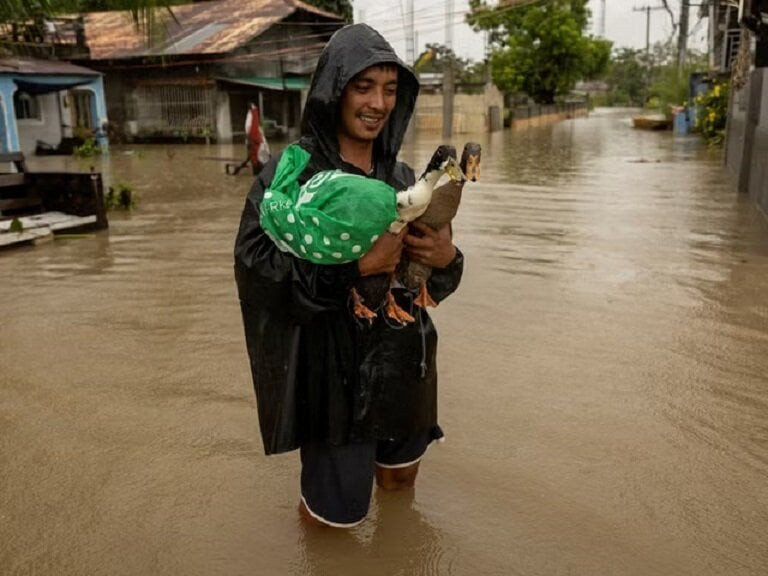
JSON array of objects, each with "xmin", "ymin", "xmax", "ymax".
[
  {"xmin": 234, "ymin": 24, "xmax": 465, "ymax": 528},
  {"xmin": 336, "ymin": 65, "xmax": 398, "ymax": 171}
]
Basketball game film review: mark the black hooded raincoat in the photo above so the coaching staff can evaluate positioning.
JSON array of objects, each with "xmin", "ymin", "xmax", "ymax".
[{"xmin": 234, "ymin": 24, "xmax": 464, "ymax": 455}]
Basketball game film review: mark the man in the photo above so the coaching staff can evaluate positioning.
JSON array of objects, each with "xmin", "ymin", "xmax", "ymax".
[
  {"xmin": 244, "ymin": 102, "xmax": 269, "ymax": 174},
  {"xmin": 234, "ymin": 24, "xmax": 463, "ymax": 527}
]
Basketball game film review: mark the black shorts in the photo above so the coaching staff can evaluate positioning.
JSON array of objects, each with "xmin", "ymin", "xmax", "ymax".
[{"xmin": 299, "ymin": 430, "xmax": 436, "ymax": 527}]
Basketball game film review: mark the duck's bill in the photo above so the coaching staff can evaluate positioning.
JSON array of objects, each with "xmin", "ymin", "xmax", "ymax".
[{"xmin": 444, "ymin": 157, "xmax": 466, "ymax": 182}]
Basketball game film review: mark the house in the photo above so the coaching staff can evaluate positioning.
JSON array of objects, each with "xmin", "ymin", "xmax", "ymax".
[
  {"xmin": 72, "ymin": 0, "xmax": 345, "ymax": 144},
  {"xmin": 0, "ymin": 57, "xmax": 108, "ymax": 155},
  {"xmin": 704, "ymin": 0, "xmax": 768, "ymax": 217}
]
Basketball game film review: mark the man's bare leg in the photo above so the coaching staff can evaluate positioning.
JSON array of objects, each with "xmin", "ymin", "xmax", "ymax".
[
  {"xmin": 298, "ymin": 499, "xmax": 329, "ymax": 528},
  {"xmin": 375, "ymin": 461, "xmax": 420, "ymax": 491}
]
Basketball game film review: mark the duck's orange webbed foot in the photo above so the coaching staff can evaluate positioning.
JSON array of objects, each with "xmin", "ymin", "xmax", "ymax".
[
  {"xmin": 351, "ymin": 288, "xmax": 378, "ymax": 322},
  {"xmin": 413, "ymin": 283, "xmax": 437, "ymax": 308},
  {"xmin": 385, "ymin": 291, "xmax": 415, "ymax": 324}
]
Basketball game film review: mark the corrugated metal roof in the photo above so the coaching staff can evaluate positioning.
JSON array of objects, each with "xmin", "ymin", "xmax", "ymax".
[
  {"xmin": 83, "ymin": 0, "xmax": 343, "ymax": 60},
  {"xmin": 0, "ymin": 57, "xmax": 101, "ymax": 76},
  {"xmin": 215, "ymin": 75, "xmax": 310, "ymax": 90}
]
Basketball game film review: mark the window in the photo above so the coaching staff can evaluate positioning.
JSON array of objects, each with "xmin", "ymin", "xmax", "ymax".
[{"xmin": 14, "ymin": 91, "xmax": 40, "ymax": 120}]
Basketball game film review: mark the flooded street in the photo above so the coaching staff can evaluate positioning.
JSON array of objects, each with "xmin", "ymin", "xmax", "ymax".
[{"xmin": 2, "ymin": 108, "xmax": 768, "ymax": 575}]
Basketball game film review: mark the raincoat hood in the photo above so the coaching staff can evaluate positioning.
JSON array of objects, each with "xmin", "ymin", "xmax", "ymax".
[{"xmin": 300, "ymin": 23, "xmax": 419, "ymax": 175}]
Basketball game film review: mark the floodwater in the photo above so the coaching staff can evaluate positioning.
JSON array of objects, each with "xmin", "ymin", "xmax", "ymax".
[{"xmin": 2, "ymin": 108, "xmax": 768, "ymax": 576}]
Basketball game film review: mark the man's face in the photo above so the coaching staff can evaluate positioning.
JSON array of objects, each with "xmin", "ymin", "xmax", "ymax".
[{"xmin": 338, "ymin": 65, "xmax": 398, "ymax": 143}]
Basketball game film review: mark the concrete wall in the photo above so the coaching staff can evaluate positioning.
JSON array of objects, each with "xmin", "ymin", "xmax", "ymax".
[
  {"xmin": 16, "ymin": 93, "xmax": 61, "ymax": 155},
  {"xmin": 751, "ymin": 71, "xmax": 768, "ymax": 216},
  {"xmin": 725, "ymin": 68, "xmax": 768, "ymax": 218},
  {"xmin": 413, "ymin": 83, "xmax": 504, "ymax": 133},
  {"xmin": 509, "ymin": 103, "xmax": 589, "ymax": 128},
  {"xmin": 0, "ymin": 75, "xmax": 107, "ymax": 154}
]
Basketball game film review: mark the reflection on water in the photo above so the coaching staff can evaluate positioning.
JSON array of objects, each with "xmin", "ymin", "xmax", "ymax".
[
  {"xmin": 294, "ymin": 491, "xmax": 451, "ymax": 576},
  {"xmin": 1, "ymin": 108, "xmax": 768, "ymax": 575}
]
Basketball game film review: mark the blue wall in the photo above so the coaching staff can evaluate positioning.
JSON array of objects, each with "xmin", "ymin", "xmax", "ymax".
[{"xmin": 0, "ymin": 74, "xmax": 109, "ymax": 154}]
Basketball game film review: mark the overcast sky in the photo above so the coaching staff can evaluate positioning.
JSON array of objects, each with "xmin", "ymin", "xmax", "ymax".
[{"xmin": 352, "ymin": 0, "xmax": 709, "ymax": 64}]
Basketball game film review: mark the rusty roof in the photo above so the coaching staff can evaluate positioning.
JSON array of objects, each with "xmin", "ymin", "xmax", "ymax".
[
  {"xmin": 83, "ymin": 0, "xmax": 343, "ymax": 60},
  {"xmin": 0, "ymin": 57, "xmax": 101, "ymax": 76}
]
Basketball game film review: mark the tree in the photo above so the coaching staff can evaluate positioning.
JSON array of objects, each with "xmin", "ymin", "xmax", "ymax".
[
  {"xmin": 414, "ymin": 43, "xmax": 488, "ymax": 90},
  {"xmin": 645, "ymin": 42, "xmax": 708, "ymax": 109},
  {"xmin": 467, "ymin": 0, "xmax": 610, "ymax": 104},
  {"xmin": 0, "ymin": 1, "xmax": 180, "ymax": 19},
  {"xmin": 304, "ymin": 0, "xmax": 351, "ymax": 22},
  {"xmin": 0, "ymin": 1, "xmax": 352, "ymax": 40},
  {"xmin": 414, "ymin": 43, "xmax": 470, "ymax": 76},
  {"xmin": 603, "ymin": 47, "xmax": 647, "ymax": 106},
  {"xmin": 598, "ymin": 39, "xmax": 709, "ymax": 109},
  {"xmin": 0, "ymin": 1, "xmax": 178, "ymax": 40},
  {"xmin": 75, "ymin": 0, "xmax": 186, "ymax": 10}
]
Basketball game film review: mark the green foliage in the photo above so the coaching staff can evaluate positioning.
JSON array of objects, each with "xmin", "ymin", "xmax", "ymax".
[
  {"xmin": 694, "ymin": 80, "xmax": 729, "ymax": 145},
  {"xmin": 415, "ymin": 44, "xmax": 454, "ymax": 73},
  {"xmin": 75, "ymin": 0, "xmax": 186, "ymax": 10},
  {"xmin": 646, "ymin": 47, "xmax": 708, "ymax": 111},
  {"xmin": 0, "ymin": 1, "xmax": 180, "ymax": 48},
  {"xmin": 304, "ymin": 0, "xmax": 352, "ymax": 22},
  {"xmin": 603, "ymin": 42, "xmax": 709, "ymax": 109},
  {"xmin": 105, "ymin": 181, "xmax": 135, "ymax": 210},
  {"xmin": 415, "ymin": 43, "xmax": 488, "ymax": 87},
  {"xmin": 582, "ymin": 37, "xmax": 612, "ymax": 79},
  {"xmin": 73, "ymin": 136, "xmax": 101, "ymax": 158},
  {"xmin": 459, "ymin": 59, "xmax": 489, "ymax": 85},
  {"xmin": 0, "ymin": 1, "xmax": 68, "ymax": 20},
  {"xmin": 467, "ymin": 0, "xmax": 609, "ymax": 104},
  {"xmin": 603, "ymin": 47, "xmax": 646, "ymax": 106},
  {"xmin": 9, "ymin": 217, "xmax": 23, "ymax": 233},
  {"xmin": 0, "ymin": 1, "xmax": 178, "ymax": 19},
  {"xmin": 0, "ymin": 0, "xmax": 350, "ymax": 50}
]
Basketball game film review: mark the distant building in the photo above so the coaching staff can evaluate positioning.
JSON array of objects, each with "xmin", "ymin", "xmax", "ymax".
[
  {"xmin": 72, "ymin": 0, "xmax": 344, "ymax": 144},
  {"xmin": 704, "ymin": 0, "xmax": 745, "ymax": 73},
  {"xmin": 0, "ymin": 57, "xmax": 107, "ymax": 155},
  {"xmin": 703, "ymin": 0, "xmax": 768, "ymax": 217}
]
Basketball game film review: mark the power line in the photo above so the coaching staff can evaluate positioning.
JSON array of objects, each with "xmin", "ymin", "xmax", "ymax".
[
  {"xmin": 345, "ymin": 0, "xmax": 546, "ymax": 63},
  {"xmin": 632, "ymin": 4, "xmax": 667, "ymax": 56}
]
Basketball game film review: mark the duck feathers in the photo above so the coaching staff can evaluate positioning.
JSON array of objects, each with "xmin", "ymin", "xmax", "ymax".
[{"xmin": 400, "ymin": 142, "xmax": 481, "ymax": 294}]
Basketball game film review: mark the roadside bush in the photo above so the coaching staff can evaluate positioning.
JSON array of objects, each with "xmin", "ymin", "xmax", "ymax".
[
  {"xmin": 105, "ymin": 182, "xmax": 136, "ymax": 210},
  {"xmin": 74, "ymin": 137, "xmax": 101, "ymax": 158},
  {"xmin": 694, "ymin": 80, "xmax": 729, "ymax": 145}
]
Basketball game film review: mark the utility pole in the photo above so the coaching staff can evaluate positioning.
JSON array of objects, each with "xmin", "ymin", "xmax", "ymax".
[
  {"xmin": 599, "ymin": 0, "xmax": 606, "ymax": 38},
  {"xmin": 632, "ymin": 4, "xmax": 666, "ymax": 60},
  {"xmin": 677, "ymin": 0, "xmax": 690, "ymax": 75},
  {"xmin": 442, "ymin": 0, "xmax": 455, "ymax": 139},
  {"xmin": 445, "ymin": 0, "xmax": 454, "ymax": 50},
  {"xmin": 406, "ymin": 0, "xmax": 415, "ymax": 66},
  {"xmin": 632, "ymin": 4, "xmax": 666, "ymax": 103}
]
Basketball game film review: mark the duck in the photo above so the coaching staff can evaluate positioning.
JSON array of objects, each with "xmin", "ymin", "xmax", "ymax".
[
  {"xmin": 399, "ymin": 142, "xmax": 481, "ymax": 309},
  {"xmin": 352, "ymin": 144, "xmax": 464, "ymax": 323}
]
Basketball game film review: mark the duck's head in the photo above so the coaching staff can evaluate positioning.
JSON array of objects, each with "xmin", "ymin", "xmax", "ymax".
[
  {"xmin": 420, "ymin": 144, "xmax": 464, "ymax": 182},
  {"xmin": 461, "ymin": 142, "xmax": 482, "ymax": 182}
]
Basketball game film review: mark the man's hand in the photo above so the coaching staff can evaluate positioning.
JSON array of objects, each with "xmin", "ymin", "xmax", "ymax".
[
  {"xmin": 358, "ymin": 227, "xmax": 407, "ymax": 276},
  {"xmin": 404, "ymin": 222, "xmax": 456, "ymax": 268}
]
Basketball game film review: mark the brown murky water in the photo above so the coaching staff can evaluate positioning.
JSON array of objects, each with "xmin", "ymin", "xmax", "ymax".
[{"xmin": 2, "ymin": 108, "xmax": 768, "ymax": 575}]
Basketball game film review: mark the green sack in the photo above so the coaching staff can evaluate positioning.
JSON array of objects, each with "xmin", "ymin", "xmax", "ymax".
[{"xmin": 259, "ymin": 144, "xmax": 398, "ymax": 264}]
